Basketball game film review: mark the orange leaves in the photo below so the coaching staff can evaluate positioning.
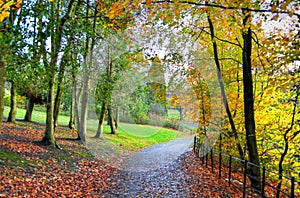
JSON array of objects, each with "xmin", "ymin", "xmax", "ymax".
[
  {"xmin": 0, "ymin": 122, "xmax": 116, "ymax": 197},
  {"xmin": 271, "ymin": 5, "xmax": 277, "ymax": 13},
  {"xmin": 107, "ymin": 0, "xmax": 130, "ymax": 20}
]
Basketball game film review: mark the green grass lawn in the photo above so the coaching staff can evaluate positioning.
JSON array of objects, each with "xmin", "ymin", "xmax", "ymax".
[
  {"xmin": 3, "ymin": 106, "xmax": 70, "ymax": 126},
  {"xmin": 168, "ymin": 109, "xmax": 180, "ymax": 118},
  {"xmin": 3, "ymin": 106, "xmax": 186, "ymax": 151}
]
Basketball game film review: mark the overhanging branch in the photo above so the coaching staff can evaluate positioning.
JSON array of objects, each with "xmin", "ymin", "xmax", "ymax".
[{"xmin": 149, "ymin": 0, "xmax": 300, "ymax": 18}]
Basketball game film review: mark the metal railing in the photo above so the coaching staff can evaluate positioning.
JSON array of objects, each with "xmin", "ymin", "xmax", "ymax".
[{"xmin": 193, "ymin": 136, "xmax": 298, "ymax": 198}]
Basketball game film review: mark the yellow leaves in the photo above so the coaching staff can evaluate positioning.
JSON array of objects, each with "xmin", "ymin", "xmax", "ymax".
[
  {"xmin": 49, "ymin": 0, "xmax": 54, "ymax": 3},
  {"xmin": 0, "ymin": 0, "xmax": 22, "ymax": 22},
  {"xmin": 108, "ymin": 11, "xmax": 115, "ymax": 20},
  {"xmin": 0, "ymin": 10, "xmax": 8, "ymax": 22},
  {"xmin": 173, "ymin": 7, "xmax": 180, "ymax": 17},
  {"xmin": 271, "ymin": 14, "xmax": 279, "ymax": 21},
  {"xmin": 106, "ymin": 1, "xmax": 130, "ymax": 20}
]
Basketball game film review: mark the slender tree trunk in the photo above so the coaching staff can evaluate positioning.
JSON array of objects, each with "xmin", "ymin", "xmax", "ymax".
[
  {"xmin": 24, "ymin": 96, "xmax": 35, "ymax": 122},
  {"xmin": 53, "ymin": 74, "xmax": 64, "ymax": 129},
  {"xmin": 95, "ymin": 102, "xmax": 107, "ymax": 138},
  {"xmin": 68, "ymin": 91, "xmax": 76, "ymax": 129},
  {"xmin": 78, "ymin": 72, "xmax": 89, "ymax": 144},
  {"xmin": 74, "ymin": 77, "xmax": 81, "ymax": 139},
  {"xmin": 207, "ymin": 14, "xmax": 244, "ymax": 159},
  {"xmin": 7, "ymin": 81, "xmax": 17, "ymax": 123},
  {"xmin": 276, "ymin": 89, "xmax": 299, "ymax": 198},
  {"xmin": 108, "ymin": 105, "xmax": 117, "ymax": 134},
  {"xmin": 179, "ymin": 107, "xmax": 183, "ymax": 121},
  {"xmin": 54, "ymin": 30, "xmax": 74, "ymax": 129},
  {"xmin": 115, "ymin": 106, "xmax": 119, "ymax": 129},
  {"xmin": 77, "ymin": 1, "xmax": 97, "ymax": 144},
  {"xmin": 242, "ymin": 10, "xmax": 261, "ymax": 191},
  {"xmin": 0, "ymin": 52, "xmax": 5, "ymax": 127},
  {"xmin": 41, "ymin": 76, "xmax": 57, "ymax": 147}
]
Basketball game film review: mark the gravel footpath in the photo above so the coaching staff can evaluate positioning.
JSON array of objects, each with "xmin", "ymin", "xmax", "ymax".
[
  {"xmin": 121, "ymin": 137, "xmax": 193, "ymax": 172},
  {"xmin": 102, "ymin": 137, "xmax": 233, "ymax": 197}
]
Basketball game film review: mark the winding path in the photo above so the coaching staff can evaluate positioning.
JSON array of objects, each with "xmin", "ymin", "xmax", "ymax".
[
  {"xmin": 102, "ymin": 137, "xmax": 232, "ymax": 197},
  {"xmin": 121, "ymin": 137, "xmax": 193, "ymax": 172}
]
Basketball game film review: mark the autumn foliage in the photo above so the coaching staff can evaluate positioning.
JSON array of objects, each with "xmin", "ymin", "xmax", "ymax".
[{"xmin": 0, "ymin": 122, "xmax": 115, "ymax": 197}]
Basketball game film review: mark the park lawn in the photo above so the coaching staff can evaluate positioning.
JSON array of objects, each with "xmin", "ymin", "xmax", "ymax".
[
  {"xmin": 3, "ymin": 106, "xmax": 186, "ymax": 152},
  {"xmin": 87, "ymin": 124, "xmax": 185, "ymax": 151},
  {"xmin": 167, "ymin": 109, "xmax": 180, "ymax": 118}
]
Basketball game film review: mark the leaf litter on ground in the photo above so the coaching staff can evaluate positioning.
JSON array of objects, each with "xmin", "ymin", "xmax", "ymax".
[{"xmin": 0, "ymin": 121, "xmax": 253, "ymax": 197}]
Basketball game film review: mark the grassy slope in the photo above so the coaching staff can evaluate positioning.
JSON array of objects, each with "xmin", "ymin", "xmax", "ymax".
[{"xmin": 3, "ymin": 106, "xmax": 186, "ymax": 151}]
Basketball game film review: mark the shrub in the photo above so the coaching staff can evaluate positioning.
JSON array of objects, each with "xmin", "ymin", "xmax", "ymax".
[{"xmin": 164, "ymin": 117, "xmax": 180, "ymax": 130}]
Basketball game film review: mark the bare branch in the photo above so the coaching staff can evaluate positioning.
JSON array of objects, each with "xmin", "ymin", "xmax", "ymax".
[
  {"xmin": 202, "ymin": 29, "xmax": 242, "ymax": 48},
  {"xmin": 149, "ymin": 1, "xmax": 300, "ymax": 18}
]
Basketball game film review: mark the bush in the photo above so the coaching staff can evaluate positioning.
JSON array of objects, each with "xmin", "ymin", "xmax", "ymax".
[
  {"xmin": 164, "ymin": 117, "xmax": 180, "ymax": 130},
  {"xmin": 4, "ymin": 94, "xmax": 26, "ymax": 108}
]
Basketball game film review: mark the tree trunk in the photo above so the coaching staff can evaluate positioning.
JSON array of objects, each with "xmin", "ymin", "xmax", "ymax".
[
  {"xmin": 108, "ymin": 105, "xmax": 117, "ymax": 134},
  {"xmin": 74, "ymin": 77, "xmax": 81, "ymax": 139},
  {"xmin": 276, "ymin": 89, "xmax": 299, "ymax": 198},
  {"xmin": 54, "ymin": 27, "xmax": 74, "ymax": 129},
  {"xmin": 78, "ymin": 73, "xmax": 89, "ymax": 144},
  {"xmin": 53, "ymin": 74, "xmax": 64, "ymax": 129},
  {"xmin": 207, "ymin": 14, "xmax": 244, "ymax": 159},
  {"xmin": 68, "ymin": 90, "xmax": 76, "ymax": 129},
  {"xmin": 242, "ymin": 10, "xmax": 261, "ymax": 191},
  {"xmin": 24, "ymin": 96, "xmax": 35, "ymax": 122},
  {"xmin": 115, "ymin": 106, "xmax": 119, "ymax": 129},
  {"xmin": 95, "ymin": 102, "xmax": 107, "ymax": 138},
  {"xmin": 179, "ymin": 107, "xmax": 183, "ymax": 121},
  {"xmin": 0, "ymin": 52, "xmax": 5, "ymax": 127},
  {"xmin": 41, "ymin": 0, "xmax": 76, "ymax": 147},
  {"xmin": 77, "ymin": 0, "xmax": 98, "ymax": 144},
  {"xmin": 41, "ymin": 76, "xmax": 57, "ymax": 147},
  {"xmin": 7, "ymin": 81, "xmax": 17, "ymax": 123}
]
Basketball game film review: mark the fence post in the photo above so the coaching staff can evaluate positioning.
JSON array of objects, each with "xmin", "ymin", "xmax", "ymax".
[
  {"xmin": 262, "ymin": 166, "xmax": 265, "ymax": 198},
  {"xmin": 229, "ymin": 155, "xmax": 232, "ymax": 187},
  {"xmin": 206, "ymin": 152, "xmax": 208, "ymax": 168},
  {"xmin": 291, "ymin": 176, "xmax": 295, "ymax": 198},
  {"xmin": 243, "ymin": 160, "xmax": 247, "ymax": 198},
  {"xmin": 201, "ymin": 147, "xmax": 204, "ymax": 164},
  {"xmin": 193, "ymin": 136, "xmax": 196, "ymax": 153},
  {"xmin": 219, "ymin": 152, "xmax": 222, "ymax": 178},
  {"xmin": 211, "ymin": 149, "xmax": 214, "ymax": 173}
]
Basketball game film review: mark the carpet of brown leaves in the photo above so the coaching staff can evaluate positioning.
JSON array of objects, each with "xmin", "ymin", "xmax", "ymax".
[{"xmin": 0, "ymin": 122, "xmax": 116, "ymax": 197}]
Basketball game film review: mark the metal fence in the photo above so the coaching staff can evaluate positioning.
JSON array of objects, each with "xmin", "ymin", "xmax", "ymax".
[{"xmin": 193, "ymin": 136, "xmax": 298, "ymax": 198}]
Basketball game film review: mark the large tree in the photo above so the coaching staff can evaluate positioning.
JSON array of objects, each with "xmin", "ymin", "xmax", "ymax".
[{"xmin": 0, "ymin": 0, "xmax": 22, "ymax": 126}]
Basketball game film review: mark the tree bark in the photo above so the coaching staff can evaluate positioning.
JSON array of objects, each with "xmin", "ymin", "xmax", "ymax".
[
  {"xmin": 242, "ymin": 9, "xmax": 261, "ymax": 191},
  {"xmin": 77, "ymin": 1, "xmax": 97, "ymax": 143},
  {"xmin": 24, "ymin": 96, "xmax": 35, "ymax": 122},
  {"xmin": 108, "ymin": 105, "xmax": 117, "ymax": 134},
  {"xmin": 74, "ymin": 77, "xmax": 82, "ymax": 139},
  {"xmin": 207, "ymin": 14, "xmax": 244, "ymax": 159},
  {"xmin": 115, "ymin": 106, "xmax": 119, "ymax": 129},
  {"xmin": 54, "ymin": 29, "xmax": 74, "ymax": 129},
  {"xmin": 276, "ymin": 88, "xmax": 299, "ymax": 198},
  {"xmin": 41, "ymin": 76, "xmax": 57, "ymax": 147},
  {"xmin": 95, "ymin": 102, "xmax": 107, "ymax": 138},
  {"xmin": 41, "ymin": 0, "xmax": 76, "ymax": 147},
  {"xmin": 0, "ymin": 52, "xmax": 5, "ymax": 127},
  {"xmin": 53, "ymin": 69, "xmax": 65, "ymax": 129},
  {"xmin": 68, "ymin": 90, "xmax": 76, "ymax": 129},
  {"xmin": 7, "ymin": 81, "xmax": 17, "ymax": 123},
  {"xmin": 78, "ymin": 72, "xmax": 89, "ymax": 144}
]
